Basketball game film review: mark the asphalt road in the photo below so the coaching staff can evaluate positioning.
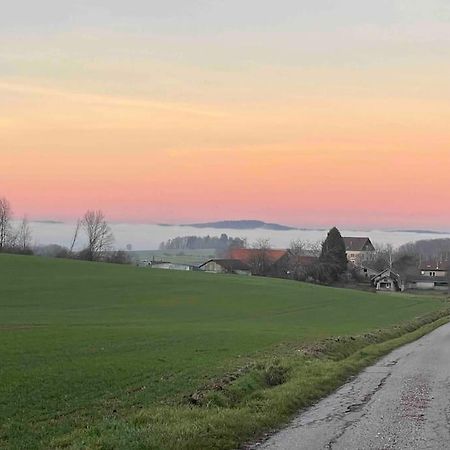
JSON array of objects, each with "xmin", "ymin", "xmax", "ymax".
[{"xmin": 257, "ymin": 322, "xmax": 450, "ymax": 450}]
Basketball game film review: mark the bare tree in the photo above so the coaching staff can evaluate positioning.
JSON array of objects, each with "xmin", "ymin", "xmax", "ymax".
[
  {"xmin": 308, "ymin": 241, "xmax": 322, "ymax": 257},
  {"xmin": 249, "ymin": 238, "xmax": 272, "ymax": 275},
  {"xmin": 360, "ymin": 243, "xmax": 394, "ymax": 271},
  {"xmin": 289, "ymin": 239, "xmax": 306, "ymax": 256},
  {"xmin": 0, "ymin": 197, "xmax": 13, "ymax": 251},
  {"xmin": 81, "ymin": 210, "xmax": 114, "ymax": 261},
  {"xmin": 16, "ymin": 216, "xmax": 32, "ymax": 251},
  {"xmin": 70, "ymin": 219, "xmax": 81, "ymax": 253}
]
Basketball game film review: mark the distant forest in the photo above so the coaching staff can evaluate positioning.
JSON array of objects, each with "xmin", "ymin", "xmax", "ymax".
[
  {"xmin": 398, "ymin": 238, "xmax": 450, "ymax": 260},
  {"xmin": 159, "ymin": 234, "xmax": 246, "ymax": 251}
]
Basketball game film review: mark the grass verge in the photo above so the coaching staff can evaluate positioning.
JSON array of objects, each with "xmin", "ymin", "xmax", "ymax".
[{"xmin": 55, "ymin": 308, "xmax": 450, "ymax": 450}]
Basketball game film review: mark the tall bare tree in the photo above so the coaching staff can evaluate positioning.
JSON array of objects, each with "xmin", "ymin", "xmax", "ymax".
[
  {"xmin": 289, "ymin": 239, "xmax": 306, "ymax": 256},
  {"xmin": 289, "ymin": 239, "xmax": 322, "ymax": 257},
  {"xmin": 360, "ymin": 243, "xmax": 394, "ymax": 271},
  {"xmin": 16, "ymin": 216, "xmax": 32, "ymax": 251},
  {"xmin": 81, "ymin": 210, "xmax": 114, "ymax": 261},
  {"xmin": 0, "ymin": 197, "xmax": 12, "ymax": 251}
]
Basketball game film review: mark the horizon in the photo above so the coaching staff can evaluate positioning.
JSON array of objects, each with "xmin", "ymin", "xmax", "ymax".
[
  {"xmin": 16, "ymin": 217, "xmax": 450, "ymax": 234},
  {"xmin": 11, "ymin": 219, "xmax": 450, "ymax": 252},
  {"xmin": 2, "ymin": 1, "xmax": 450, "ymax": 228}
]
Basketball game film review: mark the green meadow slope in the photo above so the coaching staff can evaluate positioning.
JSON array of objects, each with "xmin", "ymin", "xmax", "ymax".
[{"xmin": 0, "ymin": 254, "xmax": 447, "ymax": 449}]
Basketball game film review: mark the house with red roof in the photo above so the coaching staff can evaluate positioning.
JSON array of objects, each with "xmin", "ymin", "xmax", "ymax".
[
  {"xmin": 228, "ymin": 248, "xmax": 288, "ymax": 265},
  {"xmin": 227, "ymin": 248, "xmax": 318, "ymax": 277}
]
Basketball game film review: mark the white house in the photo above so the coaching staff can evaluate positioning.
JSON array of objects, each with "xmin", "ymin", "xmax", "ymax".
[
  {"xmin": 343, "ymin": 237, "xmax": 375, "ymax": 263},
  {"xmin": 419, "ymin": 261, "xmax": 448, "ymax": 278}
]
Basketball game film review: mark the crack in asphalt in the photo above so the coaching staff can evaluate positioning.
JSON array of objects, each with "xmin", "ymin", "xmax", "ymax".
[{"xmin": 326, "ymin": 371, "xmax": 393, "ymax": 449}]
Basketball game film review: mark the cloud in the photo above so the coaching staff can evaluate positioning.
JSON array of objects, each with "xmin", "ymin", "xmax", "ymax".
[{"xmin": 0, "ymin": 81, "xmax": 227, "ymax": 118}]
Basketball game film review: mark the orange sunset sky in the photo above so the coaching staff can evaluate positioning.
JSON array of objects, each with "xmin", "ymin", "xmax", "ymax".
[{"xmin": 1, "ymin": 1, "xmax": 450, "ymax": 228}]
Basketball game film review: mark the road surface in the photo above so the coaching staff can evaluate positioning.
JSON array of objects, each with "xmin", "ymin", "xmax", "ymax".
[{"xmin": 257, "ymin": 322, "xmax": 450, "ymax": 450}]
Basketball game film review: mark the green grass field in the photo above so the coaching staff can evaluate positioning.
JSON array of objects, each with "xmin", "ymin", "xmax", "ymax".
[{"xmin": 0, "ymin": 254, "xmax": 448, "ymax": 449}]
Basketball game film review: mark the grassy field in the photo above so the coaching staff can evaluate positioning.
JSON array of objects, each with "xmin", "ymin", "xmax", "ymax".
[{"xmin": 0, "ymin": 254, "xmax": 448, "ymax": 449}]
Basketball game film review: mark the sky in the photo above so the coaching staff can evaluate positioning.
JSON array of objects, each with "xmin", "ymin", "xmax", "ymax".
[{"xmin": 1, "ymin": 1, "xmax": 450, "ymax": 229}]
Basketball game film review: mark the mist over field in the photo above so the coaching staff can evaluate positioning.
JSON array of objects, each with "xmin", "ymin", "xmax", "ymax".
[{"xmin": 24, "ymin": 221, "xmax": 450, "ymax": 251}]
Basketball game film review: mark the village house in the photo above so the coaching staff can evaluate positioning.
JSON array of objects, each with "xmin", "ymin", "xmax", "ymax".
[
  {"xmin": 405, "ymin": 276, "xmax": 448, "ymax": 291},
  {"xmin": 343, "ymin": 237, "xmax": 375, "ymax": 263},
  {"xmin": 419, "ymin": 261, "xmax": 448, "ymax": 278},
  {"xmin": 226, "ymin": 248, "xmax": 318, "ymax": 277},
  {"xmin": 227, "ymin": 248, "xmax": 289, "ymax": 275},
  {"xmin": 228, "ymin": 248, "xmax": 288, "ymax": 265},
  {"xmin": 199, "ymin": 259, "xmax": 251, "ymax": 275},
  {"xmin": 371, "ymin": 269, "xmax": 402, "ymax": 292},
  {"xmin": 404, "ymin": 261, "xmax": 449, "ymax": 291}
]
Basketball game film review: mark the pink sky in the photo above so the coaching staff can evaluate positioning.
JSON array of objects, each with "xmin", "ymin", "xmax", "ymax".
[{"xmin": 2, "ymin": 3, "xmax": 450, "ymax": 229}]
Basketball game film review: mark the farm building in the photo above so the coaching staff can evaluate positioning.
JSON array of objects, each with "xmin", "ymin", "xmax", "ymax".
[
  {"xmin": 371, "ymin": 269, "xmax": 402, "ymax": 292},
  {"xmin": 402, "ymin": 260, "xmax": 449, "ymax": 291},
  {"xmin": 151, "ymin": 262, "xmax": 194, "ymax": 271},
  {"xmin": 226, "ymin": 248, "xmax": 318, "ymax": 277},
  {"xmin": 405, "ymin": 276, "xmax": 448, "ymax": 292},
  {"xmin": 227, "ymin": 248, "xmax": 288, "ymax": 266},
  {"xmin": 199, "ymin": 259, "xmax": 251, "ymax": 275},
  {"xmin": 227, "ymin": 248, "xmax": 289, "ymax": 276},
  {"xmin": 343, "ymin": 237, "xmax": 375, "ymax": 263}
]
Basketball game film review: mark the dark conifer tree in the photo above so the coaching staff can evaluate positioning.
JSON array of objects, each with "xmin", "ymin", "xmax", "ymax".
[{"xmin": 319, "ymin": 227, "xmax": 348, "ymax": 278}]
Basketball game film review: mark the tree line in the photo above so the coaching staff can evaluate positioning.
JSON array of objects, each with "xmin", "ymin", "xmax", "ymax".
[
  {"xmin": 0, "ymin": 197, "xmax": 33, "ymax": 254},
  {"xmin": 0, "ymin": 196, "xmax": 129, "ymax": 264},
  {"xmin": 397, "ymin": 238, "xmax": 450, "ymax": 261},
  {"xmin": 159, "ymin": 234, "xmax": 246, "ymax": 252}
]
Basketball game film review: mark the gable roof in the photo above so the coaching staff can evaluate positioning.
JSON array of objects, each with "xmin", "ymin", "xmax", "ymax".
[
  {"xmin": 228, "ymin": 248, "xmax": 288, "ymax": 265},
  {"xmin": 343, "ymin": 237, "xmax": 375, "ymax": 252},
  {"xmin": 199, "ymin": 259, "xmax": 251, "ymax": 271},
  {"xmin": 371, "ymin": 268, "xmax": 401, "ymax": 282},
  {"xmin": 419, "ymin": 261, "xmax": 449, "ymax": 271}
]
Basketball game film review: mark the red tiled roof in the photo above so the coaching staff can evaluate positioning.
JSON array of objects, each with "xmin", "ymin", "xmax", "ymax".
[
  {"xmin": 228, "ymin": 248, "xmax": 288, "ymax": 265},
  {"xmin": 292, "ymin": 255, "xmax": 318, "ymax": 266}
]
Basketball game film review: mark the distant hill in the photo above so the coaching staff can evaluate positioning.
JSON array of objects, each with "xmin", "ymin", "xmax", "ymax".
[
  {"xmin": 32, "ymin": 220, "xmax": 65, "ymax": 224},
  {"xmin": 182, "ymin": 220, "xmax": 297, "ymax": 231},
  {"xmin": 390, "ymin": 229, "xmax": 450, "ymax": 235}
]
